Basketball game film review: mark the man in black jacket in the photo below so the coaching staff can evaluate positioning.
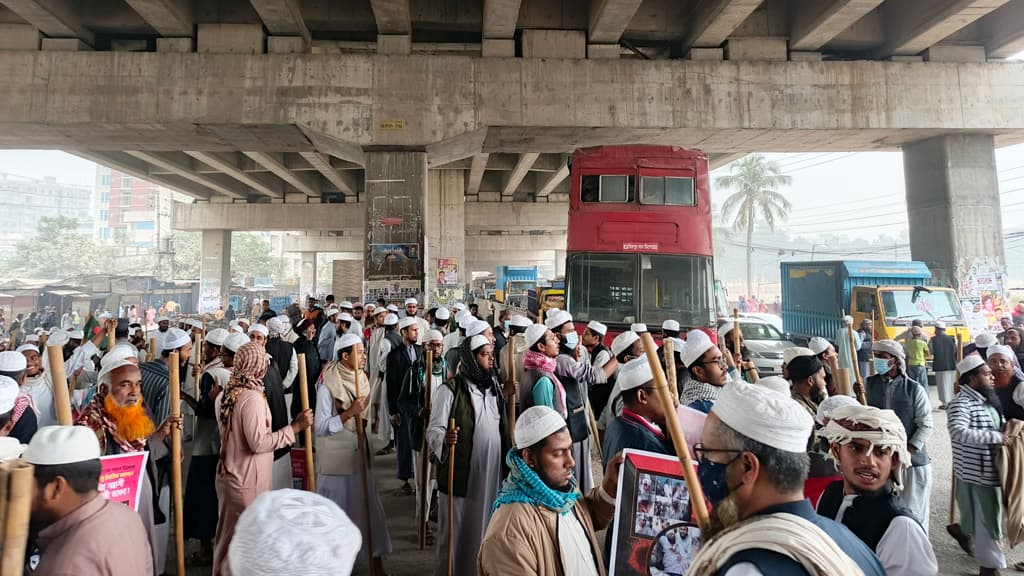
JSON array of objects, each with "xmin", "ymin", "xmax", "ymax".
[
  {"xmin": 929, "ymin": 321, "xmax": 957, "ymax": 409},
  {"xmin": 387, "ymin": 316, "xmax": 421, "ymax": 495}
]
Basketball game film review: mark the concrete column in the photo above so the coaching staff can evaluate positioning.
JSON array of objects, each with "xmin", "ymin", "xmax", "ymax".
[
  {"xmin": 199, "ymin": 230, "xmax": 232, "ymax": 313},
  {"xmin": 299, "ymin": 252, "xmax": 317, "ymax": 299},
  {"xmin": 554, "ymin": 249, "xmax": 566, "ymax": 278},
  {"xmin": 426, "ymin": 169, "xmax": 466, "ymax": 306},
  {"xmin": 364, "ymin": 151, "xmax": 427, "ymax": 302},
  {"xmin": 904, "ymin": 134, "xmax": 1005, "ymax": 290}
]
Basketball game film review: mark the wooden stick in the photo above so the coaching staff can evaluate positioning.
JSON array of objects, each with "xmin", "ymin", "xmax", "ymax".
[
  {"xmin": 0, "ymin": 461, "xmax": 33, "ymax": 575},
  {"xmin": 507, "ymin": 340, "xmax": 517, "ymax": 445},
  {"xmin": 664, "ymin": 338, "xmax": 679, "ymax": 405},
  {"xmin": 844, "ymin": 313, "xmax": 865, "ymax": 403},
  {"xmin": 950, "ymin": 333, "xmax": 964, "ymax": 526},
  {"xmin": 167, "ymin": 351, "xmax": 185, "ymax": 576},
  {"xmin": 418, "ymin": 350, "xmax": 433, "ymax": 550},
  {"xmin": 147, "ymin": 338, "xmax": 156, "ymax": 362},
  {"xmin": 38, "ymin": 332, "xmax": 48, "ymax": 350},
  {"xmin": 296, "ymin": 353, "xmax": 315, "ymax": 493},
  {"xmin": 46, "ymin": 343, "xmax": 73, "ymax": 425},
  {"xmin": 354, "ymin": 368, "xmax": 377, "ymax": 575},
  {"xmin": 639, "ymin": 333, "xmax": 709, "ymax": 530},
  {"xmin": 446, "ymin": 417, "xmax": 456, "ymax": 576},
  {"xmin": 732, "ymin": 309, "xmax": 759, "ymax": 382}
]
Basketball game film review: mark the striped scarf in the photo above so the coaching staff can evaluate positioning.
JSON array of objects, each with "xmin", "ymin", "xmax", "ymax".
[
  {"xmin": 219, "ymin": 343, "xmax": 268, "ymax": 429},
  {"xmin": 681, "ymin": 374, "xmax": 721, "ymax": 407}
]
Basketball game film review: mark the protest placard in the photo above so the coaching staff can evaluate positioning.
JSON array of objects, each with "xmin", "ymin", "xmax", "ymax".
[{"xmin": 98, "ymin": 452, "xmax": 149, "ymax": 511}]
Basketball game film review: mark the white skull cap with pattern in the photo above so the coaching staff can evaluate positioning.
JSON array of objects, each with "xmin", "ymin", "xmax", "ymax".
[
  {"xmin": 756, "ymin": 376, "xmax": 791, "ymax": 396},
  {"xmin": 515, "ymin": 405, "xmax": 568, "ymax": 450},
  {"xmin": 335, "ymin": 333, "xmax": 362, "ymax": 352},
  {"xmin": 23, "ymin": 425, "xmax": 101, "ymax": 465},
  {"xmin": 682, "ymin": 330, "xmax": 714, "ymax": 368},
  {"xmin": 611, "ymin": 331, "xmax": 640, "ymax": 357},
  {"xmin": 224, "ymin": 332, "xmax": 251, "ymax": 353},
  {"xmin": 587, "ymin": 321, "xmax": 608, "ymax": 336},
  {"xmin": 384, "ymin": 313, "xmax": 399, "ymax": 326},
  {"xmin": 662, "ymin": 320, "xmax": 680, "ymax": 332},
  {"xmin": 617, "ymin": 357, "xmax": 654, "ymax": 391},
  {"xmin": 398, "ymin": 316, "xmax": 418, "ymax": 330},
  {"xmin": 544, "ymin": 309, "xmax": 572, "ymax": 330},
  {"xmin": 248, "ymin": 324, "xmax": 269, "ymax": 338},
  {"xmin": 424, "ymin": 329, "xmax": 444, "ymax": 343},
  {"xmin": 711, "ymin": 380, "xmax": 814, "ymax": 453},
  {"xmin": 0, "ymin": 351, "xmax": 26, "ymax": 372},
  {"xmin": 470, "ymin": 335, "xmax": 490, "ymax": 351},
  {"xmin": 808, "ymin": 337, "xmax": 831, "ymax": 356},
  {"xmin": 975, "ymin": 332, "xmax": 998, "ymax": 349},
  {"xmin": 783, "ymin": 347, "xmax": 815, "ymax": 365},
  {"xmin": 525, "ymin": 324, "xmax": 548, "ymax": 349},
  {"xmin": 205, "ymin": 328, "xmax": 230, "ymax": 347},
  {"xmin": 466, "ymin": 320, "xmax": 490, "ymax": 338},
  {"xmin": 228, "ymin": 489, "xmax": 361, "ymax": 576},
  {"xmin": 434, "ymin": 307, "xmax": 450, "ymax": 321},
  {"xmin": 958, "ymin": 354, "xmax": 986, "ymax": 375}
]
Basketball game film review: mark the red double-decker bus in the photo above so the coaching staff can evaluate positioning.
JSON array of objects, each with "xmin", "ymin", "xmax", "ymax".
[{"xmin": 565, "ymin": 145, "xmax": 715, "ymax": 334}]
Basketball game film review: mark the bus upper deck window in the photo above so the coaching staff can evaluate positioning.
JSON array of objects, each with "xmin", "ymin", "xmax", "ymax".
[
  {"xmin": 581, "ymin": 175, "xmax": 634, "ymax": 203},
  {"xmin": 640, "ymin": 176, "xmax": 695, "ymax": 206}
]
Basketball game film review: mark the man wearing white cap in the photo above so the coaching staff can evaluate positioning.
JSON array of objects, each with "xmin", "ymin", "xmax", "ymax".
[
  {"xmin": 317, "ymin": 308, "xmax": 340, "ymax": 362},
  {"xmin": 428, "ymin": 333, "xmax": 509, "ymax": 576},
  {"xmin": 680, "ymin": 329, "xmax": 741, "ymax": 414},
  {"xmin": 865, "ymin": 339, "xmax": 933, "ymax": 531},
  {"xmin": 18, "ymin": 343, "xmax": 56, "ymax": 428},
  {"xmin": 595, "ymin": 330, "xmax": 643, "ymax": 429},
  {"xmin": 498, "ymin": 315, "xmax": 531, "ymax": 390},
  {"xmin": 404, "ymin": 297, "xmax": 430, "ymax": 344},
  {"xmin": 25, "ymin": 425, "xmax": 153, "ymax": 575},
  {"xmin": 816, "ymin": 405, "xmax": 937, "ymax": 576},
  {"xmin": 386, "ymin": 316, "xmax": 422, "ymax": 495},
  {"xmin": 432, "ymin": 306, "xmax": 451, "ymax": 335},
  {"xmin": 835, "ymin": 315, "xmax": 862, "ymax": 372},
  {"xmin": 443, "ymin": 310, "xmax": 470, "ymax": 358},
  {"xmin": 371, "ymin": 313, "xmax": 400, "ymax": 453},
  {"xmin": 0, "ymin": 351, "xmax": 38, "ymax": 443},
  {"xmin": 153, "ymin": 315, "xmax": 171, "ymax": 352},
  {"xmin": 948, "ymin": 355, "xmax": 1011, "ymax": 575},
  {"xmin": 479, "ymin": 405, "xmax": 622, "ymax": 575},
  {"xmin": 971, "ymin": 332, "xmax": 998, "ymax": 359},
  {"xmin": 689, "ymin": 380, "xmax": 885, "ymax": 575},
  {"xmin": 182, "ymin": 328, "xmax": 231, "ymax": 565},
  {"xmin": 988, "ymin": 345, "xmax": 1024, "ymax": 426},
  {"xmin": 228, "ymin": 489, "xmax": 362, "ymax": 576},
  {"xmin": 264, "ymin": 316, "xmax": 298, "ymax": 398},
  {"xmin": 140, "ymin": 327, "xmax": 192, "ymax": 426},
  {"xmin": 0, "ymin": 375, "xmax": 22, "ymax": 438},
  {"xmin": 582, "ymin": 321, "xmax": 611, "ymax": 372},
  {"xmin": 929, "ymin": 321, "xmax": 958, "ymax": 409},
  {"xmin": 782, "ymin": 346, "xmax": 815, "ymax": 380},
  {"xmin": 339, "ymin": 301, "xmax": 363, "ymax": 337},
  {"xmin": 316, "ymin": 332, "xmax": 393, "ymax": 574}
]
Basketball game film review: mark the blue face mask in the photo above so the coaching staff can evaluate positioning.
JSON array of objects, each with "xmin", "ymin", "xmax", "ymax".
[
  {"xmin": 564, "ymin": 331, "xmax": 579, "ymax": 349},
  {"xmin": 697, "ymin": 458, "xmax": 733, "ymax": 505},
  {"xmin": 873, "ymin": 358, "xmax": 891, "ymax": 374},
  {"xmin": 503, "ymin": 320, "xmax": 511, "ymax": 331}
]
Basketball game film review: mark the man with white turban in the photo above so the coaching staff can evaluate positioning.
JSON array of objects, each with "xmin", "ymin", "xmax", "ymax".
[
  {"xmin": 987, "ymin": 344, "xmax": 1024, "ymax": 423},
  {"xmin": 689, "ymin": 380, "xmax": 885, "ymax": 576},
  {"xmin": 816, "ymin": 405, "xmax": 937, "ymax": 576},
  {"xmin": 864, "ymin": 339, "xmax": 933, "ymax": 531}
]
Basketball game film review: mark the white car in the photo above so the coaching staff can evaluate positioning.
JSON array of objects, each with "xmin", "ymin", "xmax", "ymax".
[
  {"xmin": 729, "ymin": 317, "xmax": 797, "ymax": 377},
  {"xmin": 739, "ymin": 312, "xmax": 783, "ymax": 332}
]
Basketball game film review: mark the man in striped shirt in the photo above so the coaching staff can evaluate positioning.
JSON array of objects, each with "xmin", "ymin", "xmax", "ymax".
[{"xmin": 948, "ymin": 354, "xmax": 1016, "ymax": 576}]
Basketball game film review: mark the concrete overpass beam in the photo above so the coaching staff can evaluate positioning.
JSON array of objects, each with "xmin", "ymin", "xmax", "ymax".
[
  {"xmin": 249, "ymin": 0, "xmax": 309, "ymax": 42},
  {"xmin": 426, "ymin": 170, "xmax": 466, "ymax": 302},
  {"xmin": 122, "ymin": 0, "xmax": 193, "ymax": 37},
  {"xmin": 466, "ymin": 154, "xmax": 489, "ymax": 196},
  {"xmin": 299, "ymin": 151, "xmax": 357, "ymax": 196},
  {"xmin": 880, "ymin": 0, "xmax": 1011, "ymax": 57},
  {"xmin": 904, "ymin": 134, "xmax": 1004, "ymax": 292},
  {"xmin": 588, "ymin": 0, "xmax": 645, "ymax": 44},
  {"xmin": 982, "ymin": 0, "xmax": 1024, "ymax": 58},
  {"xmin": 125, "ymin": 151, "xmax": 248, "ymax": 200},
  {"xmin": 788, "ymin": 0, "xmax": 885, "ymax": 51},
  {"xmin": 282, "ymin": 234, "xmax": 363, "ymax": 252},
  {"xmin": 682, "ymin": 0, "xmax": 765, "ymax": 50},
  {"xmin": 0, "ymin": 0, "xmax": 93, "ymax": 46},
  {"xmin": 502, "ymin": 153, "xmax": 540, "ymax": 197},
  {"xmin": 0, "ymin": 23, "xmax": 40, "ymax": 50},
  {"xmin": 197, "ymin": 23, "xmax": 265, "ymax": 54},
  {"xmin": 370, "ymin": 0, "xmax": 411, "ymax": 34},
  {"xmin": 482, "ymin": 0, "xmax": 521, "ymax": 56},
  {"xmin": 73, "ymin": 150, "xmax": 213, "ymax": 200},
  {"xmin": 173, "ymin": 202, "xmax": 366, "ymax": 232},
  {"xmin": 536, "ymin": 157, "xmax": 569, "ymax": 198},
  {"xmin": 243, "ymin": 151, "xmax": 320, "ymax": 197},
  {"xmin": 199, "ymin": 230, "xmax": 232, "ymax": 313},
  {"xmin": 186, "ymin": 151, "xmax": 284, "ymax": 198}
]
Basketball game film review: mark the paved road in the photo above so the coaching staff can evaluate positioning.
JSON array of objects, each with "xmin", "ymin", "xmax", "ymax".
[{"xmin": 182, "ymin": 385, "xmax": 1022, "ymax": 575}]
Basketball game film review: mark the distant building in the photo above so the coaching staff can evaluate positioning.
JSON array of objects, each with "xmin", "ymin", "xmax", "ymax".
[
  {"xmin": 93, "ymin": 165, "xmax": 173, "ymax": 248},
  {"xmin": 0, "ymin": 174, "xmax": 93, "ymax": 251}
]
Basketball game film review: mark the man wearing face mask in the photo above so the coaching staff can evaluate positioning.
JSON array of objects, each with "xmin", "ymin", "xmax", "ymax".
[
  {"xmin": 864, "ymin": 339, "xmax": 933, "ymax": 532},
  {"xmin": 689, "ymin": 380, "xmax": 885, "ymax": 576}
]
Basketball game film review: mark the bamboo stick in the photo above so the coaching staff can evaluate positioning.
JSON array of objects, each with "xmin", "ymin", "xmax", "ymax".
[
  {"xmin": 296, "ymin": 354, "xmax": 315, "ymax": 493},
  {"xmin": 168, "ymin": 351, "xmax": 185, "ymax": 576},
  {"xmin": 354, "ymin": 367, "xmax": 377, "ymax": 575},
  {"xmin": 446, "ymin": 417, "xmax": 456, "ymax": 576},
  {"xmin": 507, "ymin": 339, "xmax": 517, "ymax": 445},
  {"xmin": 418, "ymin": 350, "xmax": 433, "ymax": 550},
  {"xmin": 639, "ymin": 332, "xmax": 709, "ymax": 530},
  {"xmin": 844, "ymin": 313, "xmax": 866, "ymax": 403},
  {"xmin": 0, "ymin": 462, "xmax": 33, "ymax": 575},
  {"xmin": 732, "ymin": 309, "xmax": 759, "ymax": 382},
  {"xmin": 949, "ymin": 334, "xmax": 965, "ymax": 527},
  {"xmin": 147, "ymin": 338, "xmax": 156, "ymax": 362},
  {"xmin": 664, "ymin": 338, "xmax": 679, "ymax": 405},
  {"xmin": 46, "ymin": 343, "xmax": 73, "ymax": 425}
]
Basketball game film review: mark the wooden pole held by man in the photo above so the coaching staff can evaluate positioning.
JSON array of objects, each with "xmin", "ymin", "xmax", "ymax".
[
  {"xmin": 147, "ymin": 338, "xmax": 156, "ymax": 362},
  {"xmin": 506, "ymin": 340, "xmax": 517, "ymax": 445},
  {"xmin": 418, "ymin": 351, "xmax": 433, "ymax": 550},
  {"xmin": 296, "ymin": 353, "xmax": 315, "ymax": 493},
  {"xmin": 46, "ymin": 343, "xmax": 73, "ymax": 425},
  {"xmin": 664, "ymin": 338, "xmax": 679, "ymax": 405},
  {"xmin": 354, "ymin": 363, "xmax": 377, "ymax": 576},
  {"xmin": 167, "ymin": 351, "xmax": 185, "ymax": 576},
  {"xmin": 446, "ymin": 417, "xmax": 456, "ymax": 576},
  {"xmin": 844, "ymin": 313, "xmax": 866, "ymax": 403},
  {"xmin": 732, "ymin": 309, "xmax": 759, "ymax": 382},
  {"xmin": 0, "ymin": 461, "xmax": 33, "ymax": 575},
  {"xmin": 640, "ymin": 332, "xmax": 709, "ymax": 529}
]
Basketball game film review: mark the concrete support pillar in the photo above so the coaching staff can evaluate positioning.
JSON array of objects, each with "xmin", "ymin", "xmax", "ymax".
[
  {"xmin": 364, "ymin": 151, "xmax": 427, "ymax": 303},
  {"xmin": 904, "ymin": 134, "xmax": 1005, "ymax": 290},
  {"xmin": 199, "ymin": 230, "xmax": 232, "ymax": 313},
  {"xmin": 299, "ymin": 252, "xmax": 317, "ymax": 299},
  {"xmin": 554, "ymin": 249, "xmax": 566, "ymax": 278},
  {"xmin": 426, "ymin": 170, "xmax": 466, "ymax": 306}
]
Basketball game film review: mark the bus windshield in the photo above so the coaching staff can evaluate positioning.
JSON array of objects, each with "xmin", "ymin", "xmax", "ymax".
[
  {"xmin": 880, "ymin": 289, "xmax": 963, "ymax": 324},
  {"xmin": 567, "ymin": 253, "xmax": 713, "ymax": 326}
]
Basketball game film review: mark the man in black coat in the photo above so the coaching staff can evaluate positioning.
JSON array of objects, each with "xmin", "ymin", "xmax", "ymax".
[{"xmin": 386, "ymin": 316, "xmax": 421, "ymax": 495}]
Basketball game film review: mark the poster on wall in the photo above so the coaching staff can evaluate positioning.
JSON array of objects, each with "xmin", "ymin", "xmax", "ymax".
[
  {"xmin": 437, "ymin": 258, "xmax": 458, "ymax": 287},
  {"xmin": 958, "ymin": 260, "xmax": 1009, "ymax": 332},
  {"xmin": 610, "ymin": 450, "xmax": 702, "ymax": 576},
  {"xmin": 364, "ymin": 280, "xmax": 421, "ymax": 305},
  {"xmin": 367, "ymin": 243, "xmax": 420, "ymax": 279}
]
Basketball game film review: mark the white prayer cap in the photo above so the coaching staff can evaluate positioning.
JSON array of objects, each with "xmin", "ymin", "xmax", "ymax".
[
  {"xmin": 976, "ymin": 332, "xmax": 998, "ymax": 348},
  {"xmin": 631, "ymin": 323, "xmax": 648, "ymax": 334},
  {"xmin": 424, "ymin": 329, "xmax": 444, "ymax": 344},
  {"xmin": 205, "ymin": 328, "xmax": 230, "ymax": 347},
  {"xmin": 935, "ymin": 321, "xmax": 947, "ymax": 329},
  {"xmin": 515, "ymin": 405, "xmax": 568, "ymax": 450},
  {"xmin": 230, "ymin": 325, "xmax": 245, "ymax": 334},
  {"xmin": 335, "ymin": 333, "xmax": 362, "ymax": 353},
  {"xmin": 843, "ymin": 315, "xmax": 854, "ymax": 326},
  {"xmin": 248, "ymin": 324, "xmax": 269, "ymax": 338},
  {"xmin": 457, "ymin": 314, "xmax": 475, "ymax": 330},
  {"xmin": 470, "ymin": 335, "xmax": 490, "ymax": 351},
  {"xmin": 156, "ymin": 316, "xmax": 170, "ymax": 323},
  {"xmin": 338, "ymin": 313, "xmax": 354, "ymax": 323},
  {"xmin": 682, "ymin": 330, "xmax": 714, "ymax": 368},
  {"xmin": 783, "ymin": 347, "xmax": 815, "ymax": 365},
  {"xmin": 0, "ymin": 437, "xmax": 25, "ymax": 461},
  {"xmin": 326, "ymin": 308, "xmax": 340, "ymax": 318},
  {"xmin": 25, "ymin": 335, "xmax": 39, "ymax": 344},
  {"xmin": 587, "ymin": 321, "xmax": 608, "ymax": 336},
  {"xmin": 237, "ymin": 318, "xmax": 251, "ymax": 326},
  {"xmin": 611, "ymin": 331, "xmax": 640, "ymax": 357},
  {"xmin": 717, "ymin": 320, "xmax": 735, "ymax": 339},
  {"xmin": 365, "ymin": 303, "xmax": 376, "ymax": 311},
  {"xmin": 33, "ymin": 328, "xmax": 45, "ymax": 335},
  {"xmin": 128, "ymin": 327, "xmax": 138, "ymax": 337},
  {"xmin": 163, "ymin": 328, "xmax": 191, "ymax": 351},
  {"xmin": 103, "ymin": 344, "xmax": 139, "ymax": 367},
  {"xmin": 525, "ymin": 324, "xmax": 548, "ymax": 349},
  {"xmin": 452, "ymin": 303, "xmax": 466, "ymax": 312},
  {"xmin": 871, "ymin": 339, "xmax": 905, "ymax": 360},
  {"xmin": 0, "ymin": 351, "xmax": 26, "ymax": 373},
  {"xmin": 808, "ymin": 337, "xmax": 831, "ymax": 356},
  {"xmin": 373, "ymin": 306, "xmax": 387, "ymax": 316},
  {"xmin": 340, "ymin": 301, "xmax": 354, "ymax": 309},
  {"xmin": 386, "ymin": 304, "xmax": 399, "ymax": 313},
  {"xmin": 399, "ymin": 317, "xmax": 418, "ymax": 330},
  {"xmin": 23, "ymin": 426, "xmax": 101, "ymax": 465},
  {"xmin": 229, "ymin": 489, "xmax": 361, "ymax": 576},
  {"xmin": 756, "ymin": 376, "xmax": 791, "ymax": 396},
  {"xmin": 466, "ymin": 320, "xmax": 489, "ymax": 338},
  {"xmin": 186, "ymin": 319, "xmax": 203, "ymax": 330},
  {"xmin": 98, "ymin": 312, "xmax": 113, "ymax": 321},
  {"xmin": 224, "ymin": 333, "xmax": 250, "ymax": 353},
  {"xmin": 46, "ymin": 331, "xmax": 69, "ymax": 348},
  {"xmin": 618, "ymin": 357, "xmax": 654, "ymax": 391},
  {"xmin": 510, "ymin": 315, "xmax": 532, "ymax": 328},
  {"xmin": 544, "ymin": 309, "xmax": 572, "ymax": 330},
  {"xmin": 958, "ymin": 354, "xmax": 986, "ymax": 375},
  {"xmin": 711, "ymin": 380, "xmax": 814, "ymax": 453},
  {"xmin": 0, "ymin": 376, "xmax": 17, "ymax": 413},
  {"xmin": 434, "ymin": 307, "xmax": 450, "ymax": 321},
  {"xmin": 662, "ymin": 320, "xmax": 680, "ymax": 332},
  {"xmin": 69, "ymin": 330, "xmax": 84, "ymax": 340},
  {"xmin": 815, "ymin": 395, "xmax": 860, "ymax": 426},
  {"xmin": 266, "ymin": 317, "xmax": 286, "ymax": 336},
  {"xmin": 383, "ymin": 313, "xmax": 399, "ymax": 326},
  {"xmin": 404, "ymin": 298, "xmax": 418, "ymax": 306},
  {"xmin": 15, "ymin": 344, "xmax": 37, "ymax": 355},
  {"xmin": 988, "ymin": 344, "xmax": 1016, "ymax": 362}
]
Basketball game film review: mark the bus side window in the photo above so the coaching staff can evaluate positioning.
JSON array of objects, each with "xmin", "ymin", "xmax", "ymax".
[
  {"xmin": 581, "ymin": 175, "xmax": 600, "ymax": 202},
  {"xmin": 582, "ymin": 175, "xmax": 635, "ymax": 203}
]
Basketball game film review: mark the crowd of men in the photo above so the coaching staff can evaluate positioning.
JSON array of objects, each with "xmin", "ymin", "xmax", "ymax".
[{"xmin": 4, "ymin": 295, "xmax": 1024, "ymax": 576}]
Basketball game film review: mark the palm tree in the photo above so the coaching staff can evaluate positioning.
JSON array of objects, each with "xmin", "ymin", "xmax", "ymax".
[{"xmin": 716, "ymin": 155, "xmax": 792, "ymax": 298}]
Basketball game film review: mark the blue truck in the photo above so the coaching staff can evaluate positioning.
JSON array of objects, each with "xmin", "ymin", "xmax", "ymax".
[
  {"xmin": 781, "ymin": 260, "xmax": 969, "ymax": 344},
  {"xmin": 495, "ymin": 266, "xmax": 538, "ymax": 308}
]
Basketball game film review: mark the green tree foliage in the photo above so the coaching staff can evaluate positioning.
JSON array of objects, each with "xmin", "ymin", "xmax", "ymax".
[
  {"xmin": 716, "ymin": 155, "xmax": 792, "ymax": 298},
  {"xmin": 170, "ymin": 231, "xmax": 281, "ymax": 283},
  {"xmin": 4, "ymin": 216, "xmax": 98, "ymax": 279}
]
